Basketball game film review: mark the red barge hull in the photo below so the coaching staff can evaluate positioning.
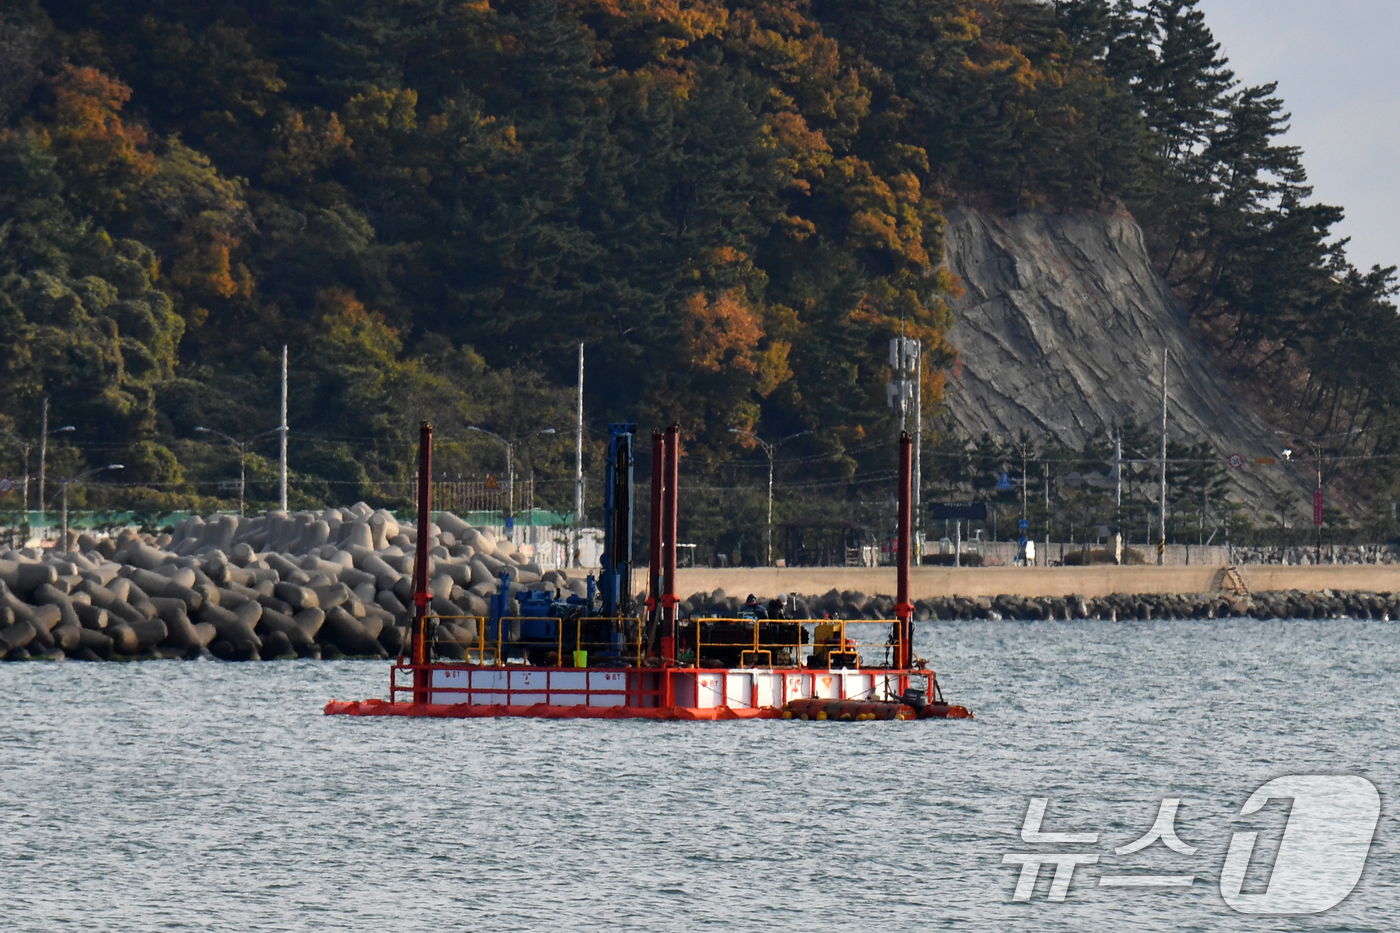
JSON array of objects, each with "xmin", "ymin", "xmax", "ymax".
[
  {"xmin": 325, "ymin": 699, "xmax": 970, "ymax": 720},
  {"xmin": 325, "ymin": 662, "xmax": 971, "ymax": 721},
  {"xmin": 325, "ymin": 699, "xmax": 781, "ymax": 720}
]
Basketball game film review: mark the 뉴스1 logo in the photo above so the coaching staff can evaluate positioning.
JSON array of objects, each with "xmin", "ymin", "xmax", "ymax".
[
  {"xmin": 1220, "ymin": 775, "xmax": 1380, "ymax": 914},
  {"xmin": 1003, "ymin": 774, "xmax": 1380, "ymax": 915}
]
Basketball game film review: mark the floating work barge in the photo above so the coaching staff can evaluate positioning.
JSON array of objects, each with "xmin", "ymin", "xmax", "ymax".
[{"xmin": 327, "ymin": 424, "xmax": 970, "ymax": 722}]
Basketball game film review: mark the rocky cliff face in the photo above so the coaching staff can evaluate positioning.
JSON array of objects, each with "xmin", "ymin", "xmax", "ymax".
[{"xmin": 941, "ymin": 207, "xmax": 1301, "ymax": 506}]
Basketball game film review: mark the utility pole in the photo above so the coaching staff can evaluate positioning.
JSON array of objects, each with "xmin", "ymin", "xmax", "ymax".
[
  {"xmin": 34, "ymin": 399, "xmax": 75, "ymax": 534},
  {"xmin": 0, "ymin": 432, "xmax": 31, "ymax": 547},
  {"xmin": 19, "ymin": 443, "xmax": 29, "ymax": 516},
  {"xmin": 1114, "ymin": 433, "xmax": 1123, "ymax": 565},
  {"xmin": 1043, "ymin": 461, "xmax": 1050, "ymax": 567},
  {"xmin": 1021, "ymin": 443, "xmax": 1028, "ymax": 525},
  {"xmin": 279, "ymin": 345, "xmax": 288, "ymax": 512},
  {"xmin": 889, "ymin": 334, "xmax": 920, "ymax": 563},
  {"xmin": 914, "ymin": 346, "xmax": 922, "ymax": 565},
  {"xmin": 1201, "ymin": 475, "xmax": 1207, "ymax": 547},
  {"xmin": 38, "ymin": 397, "xmax": 47, "ymax": 530},
  {"xmin": 575, "ymin": 341, "xmax": 584, "ymax": 567},
  {"xmin": 1019, "ymin": 438, "xmax": 1030, "ymax": 564},
  {"xmin": 897, "ymin": 320, "xmax": 907, "ymax": 433},
  {"xmin": 1314, "ymin": 447, "xmax": 1323, "ymax": 566},
  {"xmin": 765, "ymin": 447, "xmax": 774, "ymax": 565},
  {"xmin": 1158, "ymin": 348, "xmax": 1168, "ymax": 566}
]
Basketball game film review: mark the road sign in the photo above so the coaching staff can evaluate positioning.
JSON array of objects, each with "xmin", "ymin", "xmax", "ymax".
[
  {"xmin": 1228, "ymin": 453, "xmax": 1243, "ymax": 469},
  {"xmin": 1314, "ymin": 488, "xmax": 1324, "ymax": 526},
  {"xmin": 930, "ymin": 502, "xmax": 988, "ymax": 521},
  {"xmin": 1157, "ymin": 539, "xmax": 1166, "ymax": 555},
  {"xmin": 485, "ymin": 474, "xmax": 499, "ymax": 490},
  {"xmin": 997, "ymin": 471, "xmax": 1013, "ymax": 491},
  {"xmin": 1255, "ymin": 457, "xmax": 1275, "ymax": 465},
  {"xmin": 0, "ymin": 478, "xmax": 11, "ymax": 494},
  {"xmin": 1019, "ymin": 518, "xmax": 1029, "ymax": 531}
]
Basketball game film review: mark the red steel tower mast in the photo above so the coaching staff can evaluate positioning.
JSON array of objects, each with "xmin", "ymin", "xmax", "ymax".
[{"xmin": 412, "ymin": 421, "xmax": 433, "ymax": 703}]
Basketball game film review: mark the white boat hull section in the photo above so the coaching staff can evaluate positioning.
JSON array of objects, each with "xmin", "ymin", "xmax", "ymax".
[
  {"xmin": 429, "ymin": 667, "xmax": 906, "ymax": 709},
  {"xmin": 671, "ymin": 670, "xmax": 902, "ymax": 709}
]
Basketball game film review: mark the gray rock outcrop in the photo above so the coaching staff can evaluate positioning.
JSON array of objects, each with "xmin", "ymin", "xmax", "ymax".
[{"xmin": 941, "ymin": 207, "xmax": 1311, "ymax": 505}]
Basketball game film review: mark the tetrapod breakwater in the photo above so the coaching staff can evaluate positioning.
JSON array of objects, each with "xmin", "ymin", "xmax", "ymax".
[{"xmin": 0, "ymin": 505, "xmax": 577, "ymax": 662}]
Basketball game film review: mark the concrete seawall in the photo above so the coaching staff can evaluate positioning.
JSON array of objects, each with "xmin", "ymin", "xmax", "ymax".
[{"xmin": 641, "ymin": 565, "xmax": 1400, "ymax": 599}]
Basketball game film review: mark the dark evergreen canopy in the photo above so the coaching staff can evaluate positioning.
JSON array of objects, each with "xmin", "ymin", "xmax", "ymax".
[{"xmin": 0, "ymin": 0, "xmax": 1394, "ymax": 543}]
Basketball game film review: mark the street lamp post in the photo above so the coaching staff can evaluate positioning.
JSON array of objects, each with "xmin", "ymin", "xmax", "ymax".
[
  {"xmin": 467, "ymin": 426, "xmax": 556, "ymax": 518},
  {"xmin": 197, "ymin": 425, "xmax": 285, "ymax": 517},
  {"xmin": 1, "ymin": 433, "xmax": 33, "ymax": 511},
  {"xmin": 5, "ymin": 403, "xmax": 75, "ymax": 536},
  {"xmin": 0, "ymin": 433, "xmax": 31, "ymax": 548},
  {"xmin": 57, "ymin": 464, "xmax": 124, "ymax": 552},
  {"xmin": 1008, "ymin": 435, "xmax": 1033, "ymax": 565},
  {"xmin": 728, "ymin": 428, "xmax": 813, "ymax": 566},
  {"xmin": 1276, "ymin": 428, "xmax": 1360, "ymax": 565},
  {"xmin": 39, "ymin": 397, "xmax": 48, "ymax": 519},
  {"xmin": 36, "ymin": 398, "xmax": 76, "ymax": 532},
  {"xmin": 198, "ymin": 427, "xmax": 246, "ymax": 516}
]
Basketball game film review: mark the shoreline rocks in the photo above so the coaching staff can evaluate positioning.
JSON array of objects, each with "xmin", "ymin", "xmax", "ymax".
[
  {"xmin": 680, "ymin": 588, "xmax": 1398, "ymax": 622},
  {"xmin": 2, "ymin": 502, "xmax": 1395, "ymax": 664}
]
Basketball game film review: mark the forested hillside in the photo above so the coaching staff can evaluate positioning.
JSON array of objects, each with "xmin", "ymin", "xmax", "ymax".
[{"xmin": 1, "ymin": 0, "xmax": 1396, "ymax": 552}]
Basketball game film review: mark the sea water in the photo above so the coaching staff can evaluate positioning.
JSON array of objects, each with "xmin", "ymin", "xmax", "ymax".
[{"xmin": 2, "ymin": 619, "xmax": 1396, "ymax": 931}]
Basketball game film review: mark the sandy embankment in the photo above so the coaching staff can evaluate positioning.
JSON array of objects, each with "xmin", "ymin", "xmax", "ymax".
[{"xmin": 639, "ymin": 565, "xmax": 1400, "ymax": 599}]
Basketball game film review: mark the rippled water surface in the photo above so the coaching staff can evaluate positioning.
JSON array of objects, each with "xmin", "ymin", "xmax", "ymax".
[{"xmin": 2, "ymin": 619, "xmax": 1397, "ymax": 931}]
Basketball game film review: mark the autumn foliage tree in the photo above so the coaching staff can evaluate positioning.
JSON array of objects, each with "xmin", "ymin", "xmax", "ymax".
[{"xmin": 0, "ymin": 0, "xmax": 1395, "ymax": 534}]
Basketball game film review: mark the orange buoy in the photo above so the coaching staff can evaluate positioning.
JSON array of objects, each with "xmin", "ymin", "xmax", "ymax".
[
  {"xmin": 919, "ymin": 702, "xmax": 974, "ymax": 719},
  {"xmin": 782, "ymin": 698, "xmax": 917, "ymax": 721}
]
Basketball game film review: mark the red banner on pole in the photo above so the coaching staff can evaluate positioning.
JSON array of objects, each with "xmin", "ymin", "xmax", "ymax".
[{"xmin": 1313, "ymin": 488, "xmax": 1324, "ymax": 526}]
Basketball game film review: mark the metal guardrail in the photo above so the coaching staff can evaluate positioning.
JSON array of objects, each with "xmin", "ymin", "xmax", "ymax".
[
  {"xmin": 424, "ymin": 614, "xmax": 906, "ymax": 672},
  {"xmin": 426, "ymin": 613, "xmax": 643, "ymax": 667},
  {"xmin": 688, "ymin": 618, "xmax": 904, "ymax": 670}
]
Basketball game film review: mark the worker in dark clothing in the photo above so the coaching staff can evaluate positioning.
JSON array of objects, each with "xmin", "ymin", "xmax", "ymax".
[
  {"xmin": 764, "ymin": 592, "xmax": 797, "ymax": 665},
  {"xmin": 741, "ymin": 593, "xmax": 768, "ymax": 619}
]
